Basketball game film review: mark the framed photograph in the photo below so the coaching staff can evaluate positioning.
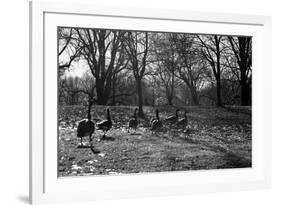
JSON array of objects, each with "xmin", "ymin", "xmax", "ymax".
[{"xmin": 30, "ymin": 0, "xmax": 272, "ymax": 204}]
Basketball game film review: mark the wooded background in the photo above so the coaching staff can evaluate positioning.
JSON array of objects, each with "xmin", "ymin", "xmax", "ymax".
[{"xmin": 58, "ymin": 27, "xmax": 252, "ymax": 115}]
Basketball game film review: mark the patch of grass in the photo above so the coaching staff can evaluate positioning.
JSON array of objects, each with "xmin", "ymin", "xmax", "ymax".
[{"xmin": 58, "ymin": 105, "xmax": 252, "ymax": 177}]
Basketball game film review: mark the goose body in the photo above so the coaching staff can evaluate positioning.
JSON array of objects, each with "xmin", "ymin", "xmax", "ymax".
[
  {"xmin": 128, "ymin": 108, "xmax": 138, "ymax": 131},
  {"xmin": 77, "ymin": 119, "xmax": 95, "ymax": 139},
  {"xmin": 77, "ymin": 100, "xmax": 95, "ymax": 145},
  {"xmin": 165, "ymin": 109, "xmax": 180, "ymax": 124},
  {"xmin": 151, "ymin": 120, "xmax": 162, "ymax": 131},
  {"xmin": 97, "ymin": 120, "xmax": 112, "ymax": 131},
  {"xmin": 149, "ymin": 109, "xmax": 159, "ymax": 125},
  {"xmin": 150, "ymin": 109, "xmax": 162, "ymax": 132},
  {"xmin": 150, "ymin": 117, "xmax": 156, "ymax": 126},
  {"xmin": 97, "ymin": 108, "xmax": 112, "ymax": 137},
  {"xmin": 176, "ymin": 111, "xmax": 187, "ymax": 127}
]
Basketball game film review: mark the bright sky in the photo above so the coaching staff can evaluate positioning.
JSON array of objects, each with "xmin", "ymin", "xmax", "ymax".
[{"xmin": 64, "ymin": 60, "xmax": 89, "ymax": 78}]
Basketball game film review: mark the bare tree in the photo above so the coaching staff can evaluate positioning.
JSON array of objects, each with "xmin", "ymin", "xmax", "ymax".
[
  {"xmin": 60, "ymin": 73, "xmax": 96, "ymax": 106},
  {"xmin": 60, "ymin": 76, "xmax": 81, "ymax": 105},
  {"xmin": 59, "ymin": 27, "xmax": 252, "ymax": 108},
  {"xmin": 70, "ymin": 28, "xmax": 127, "ymax": 105},
  {"xmin": 58, "ymin": 28, "xmax": 82, "ymax": 76},
  {"xmin": 197, "ymin": 35, "xmax": 224, "ymax": 106},
  {"xmin": 152, "ymin": 33, "xmax": 179, "ymax": 105},
  {"xmin": 172, "ymin": 34, "xmax": 208, "ymax": 105},
  {"xmin": 124, "ymin": 31, "xmax": 150, "ymax": 116},
  {"xmin": 109, "ymin": 50, "xmax": 131, "ymax": 105},
  {"xmin": 228, "ymin": 36, "xmax": 252, "ymax": 105}
]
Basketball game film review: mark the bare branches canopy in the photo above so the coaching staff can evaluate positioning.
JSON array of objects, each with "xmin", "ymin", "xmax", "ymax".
[{"xmin": 58, "ymin": 27, "xmax": 252, "ymax": 108}]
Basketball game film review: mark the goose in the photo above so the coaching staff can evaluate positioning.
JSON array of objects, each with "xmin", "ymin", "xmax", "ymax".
[
  {"xmin": 77, "ymin": 100, "xmax": 95, "ymax": 146},
  {"xmin": 149, "ymin": 108, "xmax": 160, "ymax": 125},
  {"xmin": 128, "ymin": 108, "xmax": 138, "ymax": 133},
  {"xmin": 176, "ymin": 111, "xmax": 188, "ymax": 128},
  {"xmin": 165, "ymin": 109, "xmax": 180, "ymax": 124},
  {"xmin": 96, "ymin": 108, "xmax": 112, "ymax": 139},
  {"xmin": 150, "ymin": 109, "xmax": 162, "ymax": 132}
]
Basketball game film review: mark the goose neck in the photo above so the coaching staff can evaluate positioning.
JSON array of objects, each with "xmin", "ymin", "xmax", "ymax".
[{"xmin": 107, "ymin": 109, "xmax": 111, "ymax": 121}]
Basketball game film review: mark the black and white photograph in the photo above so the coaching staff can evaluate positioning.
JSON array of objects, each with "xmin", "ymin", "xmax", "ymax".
[{"xmin": 58, "ymin": 27, "xmax": 252, "ymax": 177}]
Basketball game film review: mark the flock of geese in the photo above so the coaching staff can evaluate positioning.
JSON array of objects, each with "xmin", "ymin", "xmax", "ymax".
[{"xmin": 77, "ymin": 104, "xmax": 188, "ymax": 145}]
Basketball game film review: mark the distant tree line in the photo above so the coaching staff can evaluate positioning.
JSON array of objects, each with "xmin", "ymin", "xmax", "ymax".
[{"xmin": 58, "ymin": 27, "xmax": 252, "ymax": 114}]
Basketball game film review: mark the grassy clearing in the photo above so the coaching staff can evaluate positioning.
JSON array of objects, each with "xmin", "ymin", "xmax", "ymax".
[{"xmin": 58, "ymin": 105, "xmax": 251, "ymax": 177}]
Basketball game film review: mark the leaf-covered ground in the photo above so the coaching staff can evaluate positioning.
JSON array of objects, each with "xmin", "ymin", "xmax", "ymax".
[{"xmin": 58, "ymin": 105, "xmax": 251, "ymax": 177}]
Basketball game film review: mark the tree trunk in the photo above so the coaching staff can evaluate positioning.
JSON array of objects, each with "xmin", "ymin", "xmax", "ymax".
[
  {"xmin": 240, "ymin": 74, "xmax": 250, "ymax": 106},
  {"xmin": 87, "ymin": 100, "xmax": 91, "ymax": 120},
  {"xmin": 167, "ymin": 96, "xmax": 173, "ymax": 105},
  {"xmin": 216, "ymin": 76, "xmax": 222, "ymax": 106},
  {"xmin": 111, "ymin": 74, "xmax": 116, "ymax": 105},
  {"xmin": 183, "ymin": 79, "xmax": 199, "ymax": 106},
  {"xmin": 170, "ymin": 69, "xmax": 175, "ymax": 105},
  {"xmin": 152, "ymin": 86, "xmax": 156, "ymax": 106},
  {"xmin": 96, "ymin": 94, "xmax": 107, "ymax": 105},
  {"xmin": 239, "ymin": 52, "xmax": 251, "ymax": 106},
  {"xmin": 96, "ymin": 87, "xmax": 108, "ymax": 105},
  {"xmin": 96, "ymin": 80, "xmax": 105, "ymax": 105},
  {"xmin": 95, "ymin": 78, "xmax": 112, "ymax": 105},
  {"xmin": 166, "ymin": 86, "xmax": 173, "ymax": 105},
  {"xmin": 215, "ymin": 36, "xmax": 222, "ymax": 107},
  {"xmin": 228, "ymin": 36, "xmax": 251, "ymax": 106},
  {"xmin": 136, "ymin": 78, "xmax": 144, "ymax": 117},
  {"xmin": 190, "ymin": 88, "xmax": 199, "ymax": 106}
]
